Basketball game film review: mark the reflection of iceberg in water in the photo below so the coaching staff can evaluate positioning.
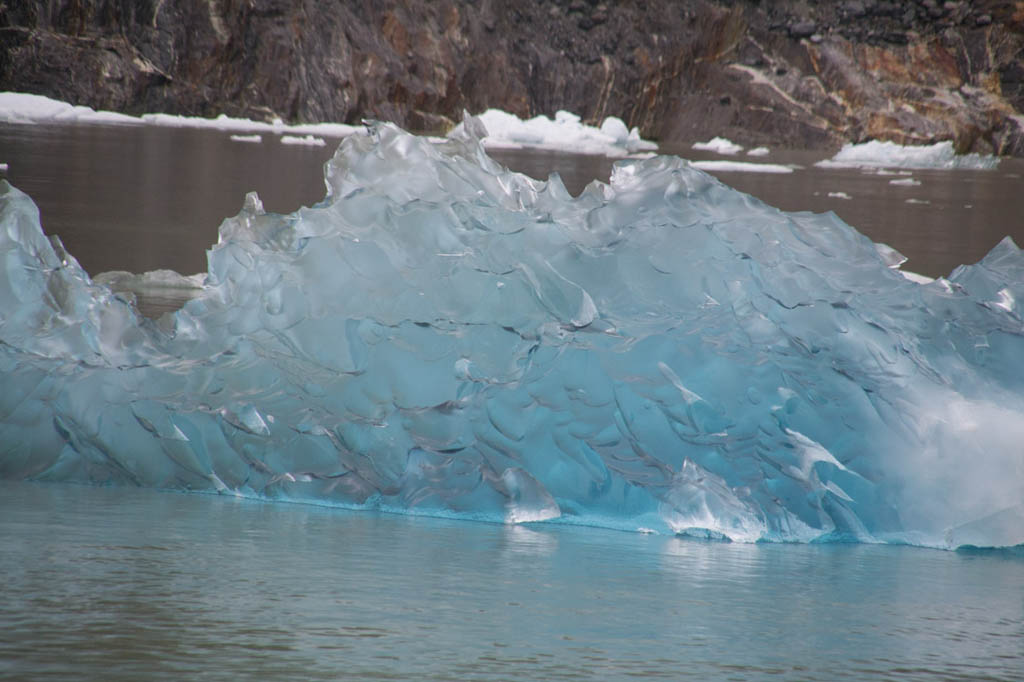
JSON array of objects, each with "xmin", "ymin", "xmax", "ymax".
[{"xmin": 2, "ymin": 119, "xmax": 1022, "ymax": 549}]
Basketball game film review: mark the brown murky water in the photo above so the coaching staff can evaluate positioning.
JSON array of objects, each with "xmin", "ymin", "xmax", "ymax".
[{"xmin": 1, "ymin": 120, "xmax": 1022, "ymax": 289}]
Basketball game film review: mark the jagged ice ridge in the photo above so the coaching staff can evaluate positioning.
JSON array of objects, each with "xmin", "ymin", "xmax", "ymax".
[{"xmin": 1, "ymin": 119, "xmax": 1022, "ymax": 548}]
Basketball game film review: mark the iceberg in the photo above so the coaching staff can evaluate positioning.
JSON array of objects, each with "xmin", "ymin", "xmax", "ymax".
[
  {"xmin": 692, "ymin": 137, "xmax": 744, "ymax": 155},
  {"xmin": 450, "ymin": 109, "xmax": 657, "ymax": 156},
  {"xmin": 1, "ymin": 119, "xmax": 1023, "ymax": 549},
  {"xmin": 815, "ymin": 140, "xmax": 999, "ymax": 170}
]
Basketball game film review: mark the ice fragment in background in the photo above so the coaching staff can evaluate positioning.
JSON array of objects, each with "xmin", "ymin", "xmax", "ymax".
[
  {"xmin": 690, "ymin": 160, "xmax": 793, "ymax": 174},
  {"xmin": 816, "ymin": 140, "xmax": 999, "ymax": 170},
  {"xmin": 281, "ymin": 135, "xmax": 326, "ymax": 147},
  {"xmin": 450, "ymin": 109, "xmax": 657, "ymax": 156},
  {"xmin": 1, "ymin": 118, "xmax": 1023, "ymax": 549},
  {"xmin": 692, "ymin": 137, "xmax": 743, "ymax": 155}
]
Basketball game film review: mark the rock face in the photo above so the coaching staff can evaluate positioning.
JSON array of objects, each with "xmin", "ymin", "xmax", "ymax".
[{"xmin": 2, "ymin": 0, "xmax": 1023, "ymax": 154}]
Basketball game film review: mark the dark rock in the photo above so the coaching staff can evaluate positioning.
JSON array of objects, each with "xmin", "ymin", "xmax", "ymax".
[
  {"xmin": 0, "ymin": 0, "xmax": 1021, "ymax": 156},
  {"xmin": 789, "ymin": 20, "xmax": 817, "ymax": 39},
  {"xmin": 841, "ymin": 2, "xmax": 866, "ymax": 17},
  {"xmin": 873, "ymin": 2, "xmax": 901, "ymax": 17}
]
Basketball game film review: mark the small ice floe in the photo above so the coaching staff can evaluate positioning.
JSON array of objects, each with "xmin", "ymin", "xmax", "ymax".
[
  {"xmin": 905, "ymin": 198, "xmax": 931, "ymax": 205},
  {"xmin": 888, "ymin": 177, "xmax": 921, "ymax": 186},
  {"xmin": 827, "ymin": 191, "xmax": 852, "ymax": 199},
  {"xmin": 229, "ymin": 134, "xmax": 262, "ymax": 144},
  {"xmin": 691, "ymin": 160, "xmax": 793, "ymax": 173},
  {"xmin": 692, "ymin": 136, "xmax": 743, "ymax": 155},
  {"xmin": 816, "ymin": 140, "xmax": 998, "ymax": 170},
  {"xmin": 280, "ymin": 134, "xmax": 327, "ymax": 147},
  {"xmin": 746, "ymin": 146, "xmax": 770, "ymax": 156},
  {"xmin": 448, "ymin": 109, "xmax": 657, "ymax": 157}
]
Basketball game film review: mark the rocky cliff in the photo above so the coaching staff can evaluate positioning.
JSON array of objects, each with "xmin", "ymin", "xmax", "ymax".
[{"xmin": 2, "ymin": 0, "xmax": 1023, "ymax": 154}]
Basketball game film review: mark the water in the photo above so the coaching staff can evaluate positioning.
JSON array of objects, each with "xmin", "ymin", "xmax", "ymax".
[
  {"xmin": 1, "ymin": 481, "xmax": 1021, "ymax": 681},
  {"xmin": 2, "ymin": 122, "xmax": 1023, "ymax": 284},
  {"xmin": 3, "ymin": 122, "xmax": 1024, "ymax": 679}
]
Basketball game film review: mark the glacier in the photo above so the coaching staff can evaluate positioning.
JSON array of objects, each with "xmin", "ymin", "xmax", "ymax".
[{"xmin": 1, "ymin": 118, "xmax": 1022, "ymax": 548}]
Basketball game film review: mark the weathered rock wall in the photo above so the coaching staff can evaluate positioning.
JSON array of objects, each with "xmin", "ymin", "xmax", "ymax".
[{"xmin": 2, "ymin": 0, "xmax": 1023, "ymax": 154}]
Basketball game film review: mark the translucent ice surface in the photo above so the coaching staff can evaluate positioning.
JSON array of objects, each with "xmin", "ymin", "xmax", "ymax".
[{"xmin": 1, "ymin": 120, "xmax": 1022, "ymax": 548}]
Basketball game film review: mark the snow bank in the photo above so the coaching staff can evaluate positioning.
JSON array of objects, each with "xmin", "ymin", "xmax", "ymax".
[
  {"xmin": 450, "ymin": 109, "xmax": 657, "ymax": 157},
  {"xmin": 0, "ymin": 92, "xmax": 361, "ymax": 138},
  {"xmin": 816, "ymin": 140, "xmax": 999, "ymax": 170}
]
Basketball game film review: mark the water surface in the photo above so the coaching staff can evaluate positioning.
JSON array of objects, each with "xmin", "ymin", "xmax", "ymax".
[
  {"xmin": 1, "ymin": 481, "xmax": 1021, "ymax": 681},
  {"xmin": 2, "ymin": 122, "xmax": 1022, "ymax": 282}
]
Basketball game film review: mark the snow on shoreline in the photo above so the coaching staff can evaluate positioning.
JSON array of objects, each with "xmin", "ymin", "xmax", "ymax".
[
  {"xmin": 816, "ymin": 140, "xmax": 999, "ymax": 170},
  {"xmin": 0, "ymin": 92, "xmax": 362, "ymax": 137},
  {"xmin": 1, "ymin": 92, "xmax": 657, "ymax": 158}
]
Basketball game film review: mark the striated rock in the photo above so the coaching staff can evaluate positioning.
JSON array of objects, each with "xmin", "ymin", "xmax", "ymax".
[{"xmin": 0, "ymin": 0, "xmax": 1022, "ymax": 154}]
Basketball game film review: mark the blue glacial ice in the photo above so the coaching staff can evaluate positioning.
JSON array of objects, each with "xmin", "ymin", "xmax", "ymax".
[{"xmin": 1, "ymin": 119, "xmax": 1022, "ymax": 548}]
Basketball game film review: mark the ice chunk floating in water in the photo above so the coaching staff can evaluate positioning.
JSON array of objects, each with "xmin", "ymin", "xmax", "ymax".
[
  {"xmin": 1, "ymin": 120, "xmax": 1023, "ymax": 549},
  {"xmin": 815, "ymin": 140, "xmax": 999, "ymax": 170}
]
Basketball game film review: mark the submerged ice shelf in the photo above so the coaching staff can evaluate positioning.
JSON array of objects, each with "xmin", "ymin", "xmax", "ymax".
[{"xmin": 1, "ymin": 119, "xmax": 1022, "ymax": 549}]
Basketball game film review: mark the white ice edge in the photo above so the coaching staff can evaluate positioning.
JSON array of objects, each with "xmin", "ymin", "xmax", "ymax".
[{"xmin": 816, "ymin": 140, "xmax": 999, "ymax": 170}]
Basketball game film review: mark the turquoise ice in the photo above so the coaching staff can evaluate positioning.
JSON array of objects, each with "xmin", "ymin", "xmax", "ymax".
[{"xmin": 1, "ymin": 120, "xmax": 1021, "ymax": 548}]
